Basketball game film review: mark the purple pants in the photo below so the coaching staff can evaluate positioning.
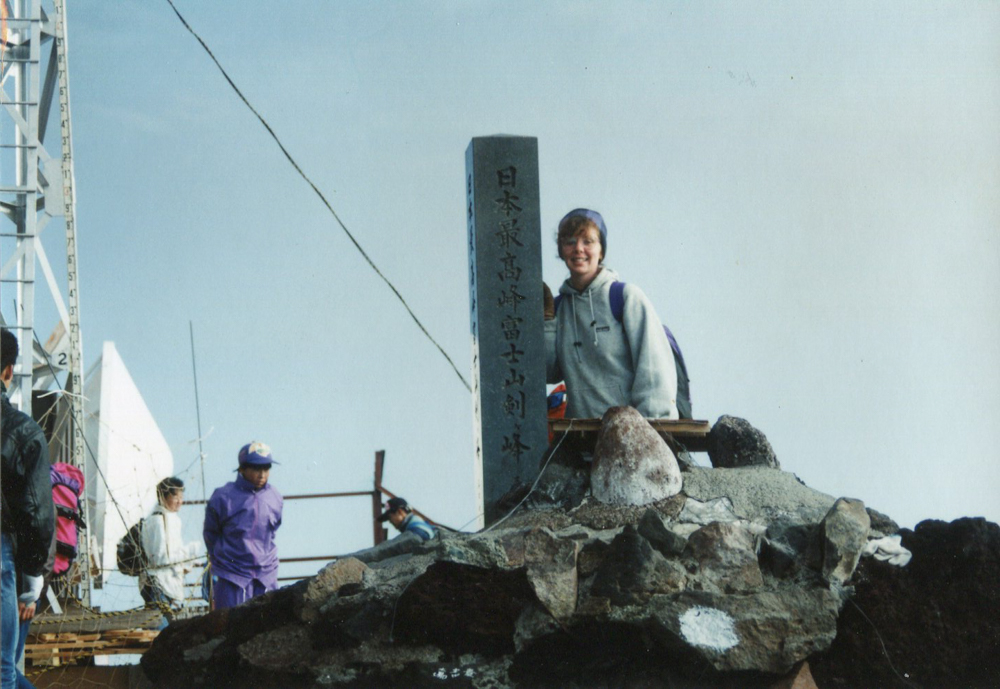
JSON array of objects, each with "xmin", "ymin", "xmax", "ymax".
[{"xmin": 212, "ymin": 576, "xmax": 270, "ymax": 610}]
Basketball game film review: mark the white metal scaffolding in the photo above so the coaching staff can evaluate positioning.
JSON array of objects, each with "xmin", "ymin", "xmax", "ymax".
[{"xmin": 1, "ymin": 0, "xmax": 90, "ymax": 604}]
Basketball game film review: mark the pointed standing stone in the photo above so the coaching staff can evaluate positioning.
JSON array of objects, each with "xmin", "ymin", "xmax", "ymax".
[
  {"xmin": 591, "ymin": 406, "xmax": 682, "ymax": 506},
  {"xmin": 820, "ymin": 497, "xmax": 871, "ymax": 584}
]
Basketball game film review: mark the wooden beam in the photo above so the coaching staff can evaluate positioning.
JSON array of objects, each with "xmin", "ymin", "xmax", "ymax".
[
  {"xmin": 373, "ymin": 450, "xmax": 386, "ymax": 545},
  {"xmin": 548, "ymin": 418, "xmax": 712, "ymax": 453},
  {"xmin": 278, "ymin": 555, "xmax": 337, "ymax": 564},
  {"xmin": 29, "ymin": 608, "xmax": 162, "ymax": 634}
]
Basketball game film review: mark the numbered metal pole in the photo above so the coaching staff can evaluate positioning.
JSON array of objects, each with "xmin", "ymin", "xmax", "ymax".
[{"xmin": 52, "ymin": 0, "xmax": 90, "ymax": 605}]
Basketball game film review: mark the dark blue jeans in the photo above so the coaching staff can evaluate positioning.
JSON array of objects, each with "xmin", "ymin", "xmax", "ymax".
[{"xmin": 2, "ymin": 534, "xmax": 36, "ymax": 689}]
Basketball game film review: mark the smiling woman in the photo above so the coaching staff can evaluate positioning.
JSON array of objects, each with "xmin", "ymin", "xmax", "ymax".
[{"xmin": 545, "ymin": 208, "xmax": 680, "ymax": 421}]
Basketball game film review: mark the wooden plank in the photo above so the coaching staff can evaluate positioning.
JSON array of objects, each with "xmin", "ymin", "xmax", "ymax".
[
  {"xmin": 27, "ymin": 641, "xmax": 157, "ymax": 661},
  {"xmin": 27, "ymin": 640, "xmax": 110, "ymax": 650},
  {"xmin": 549, "ymin": 418, "xmax": 712, "ymax": 453},
  {"xmin": 33, "ymin": 632, "xmax": 101, "ymax": 642},
  {"xmin": 31, "ymin": 665, "xmax": 145, "ymax": 688},
  {"xmin": 29, "ymin": 608, "xmax": 162, "ymax": 634},
  {"xmin": 25, "ymin": 621, "xmax": 161, "ymax": 667},
  {"xmin": 102, "ymin": 628, "xmax": 153, "ymax": 638},
  {"xmin": 94, "ymin": 647, "xmax": 155, "ymax": 655},
  {"xmin": 549, "ymin": 418, "xmax": 711, "ymax": 434}
]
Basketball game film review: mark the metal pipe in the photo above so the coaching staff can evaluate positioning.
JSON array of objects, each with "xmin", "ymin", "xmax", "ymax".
[
  {"xmin": 278, "ymin": 555, "xmax": 336, "ymax": 564},
  {"xmin": 183, "ymin": 490, "xmax": 374, "ymax": 506}
]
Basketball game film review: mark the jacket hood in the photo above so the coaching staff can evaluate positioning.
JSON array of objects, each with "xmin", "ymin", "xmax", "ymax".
[{"xmin": 558, "ymin": 266, "xmax": 620, "ymax": 297}]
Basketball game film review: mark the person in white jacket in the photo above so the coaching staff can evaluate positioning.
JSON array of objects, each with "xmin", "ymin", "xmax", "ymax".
[
  {"xmin": 140, "ymin": 477, "xmax": 200, "ymax": 626},
  {"xmin": 544, "ymin": 208, "xmax": 678, "ymax": 420}
]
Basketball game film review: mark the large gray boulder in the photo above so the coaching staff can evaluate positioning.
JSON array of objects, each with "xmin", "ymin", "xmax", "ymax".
[{"xmin": 591, "ymin": 406, "xmax": 682, "ymax": 506}]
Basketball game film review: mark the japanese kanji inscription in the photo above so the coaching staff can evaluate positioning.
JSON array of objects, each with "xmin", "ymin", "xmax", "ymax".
[{"xmin": 466, "ymin": 136, "xmax": 546, "ymax": 526}]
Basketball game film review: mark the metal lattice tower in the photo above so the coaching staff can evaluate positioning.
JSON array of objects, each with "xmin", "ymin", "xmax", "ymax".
[{"xmin": 1, "ymin": 0, "xmax": 90, "ymax": 604}]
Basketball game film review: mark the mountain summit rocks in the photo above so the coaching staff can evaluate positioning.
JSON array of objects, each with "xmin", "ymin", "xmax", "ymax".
[{"xmin": 141, "ymin": 410, "xmax": 998, "ymax": 688}]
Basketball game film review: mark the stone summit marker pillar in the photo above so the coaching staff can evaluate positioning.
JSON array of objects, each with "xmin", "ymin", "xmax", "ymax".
[{"xmin": 466, "ymin": 136, "xmax": 547, "ymax": 526}]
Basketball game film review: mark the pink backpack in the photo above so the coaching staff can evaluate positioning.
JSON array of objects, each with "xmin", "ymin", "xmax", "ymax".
[{"xmin": 50, "ymin": 462, "xmax": 86, "ymax": 576}]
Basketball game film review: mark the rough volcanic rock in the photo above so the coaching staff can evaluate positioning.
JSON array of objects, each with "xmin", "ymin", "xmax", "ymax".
[
  {"xmin": 642, "ymin": 588, "xmax": 842, "ymax": 674},
  {"xmin": 812, "ymin": 517, "xmax": 1000, "ymax": 689},
  {"xmin": 678, "ymin": 495, "xmax": 741, "ymax": 525},
  {"xmin": 686, "ymin": 521, "xmax": 764, "ymax": 593},
  {"xmin": 524, "ymin": 437, "xmax": 590, "ymax": 511},
  {"xmin": 707, "ymin": 415, "xmax": 780, "ymax": 469},
  {"xmin": 637, "ymin": 508, "xmax": 687, "ymax": 557},
  {"xmin": 523, "ymin": 527, "xmax": 578, "ymax": 620},
  {"xmin": 760, "ymin": 519, "xmax": 822, "ymax": 580},
  {"xmin": 772, "ymin": 662, "xmax": 819, "ymax": 689},
  {"xmin": 682, "ymin": 466, "xmax": 835, "ymax": 525},
  {"xmin": 591, "ymin": 406, "xmax": 682, "ymax": 505},
  {"xmin": 141, "ymin": 583, "xmax": 312, "ymax": 688},
  {"xmin": 141, "ymin": 459, "xmax": 995, "ymax": 689},
  {"xmin": 590, "ymin": 525, "xmax": 688, "ymax": 604},
  {"xmin": 819, "ymin": 498, "xmax": 870, "ymax": 585},
  {"xmin": 865, "ymin": 506, "xmax": 900, "ymax": 538},
  {"xmin": 299, "ymin": 557, "xmax": 368, "ymax": 623}
]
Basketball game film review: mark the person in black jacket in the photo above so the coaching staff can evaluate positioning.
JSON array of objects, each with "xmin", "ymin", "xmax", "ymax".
[{"xmin": 2, "ymin": 328, "xmax": 55, "ymax": 689}]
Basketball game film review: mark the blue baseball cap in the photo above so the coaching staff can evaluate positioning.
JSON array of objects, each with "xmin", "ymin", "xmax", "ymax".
[
  {"xmin": 238, "ymin": 441, "xmax": 278, "ymax": 466},
  {"xmin": 559, "ymin": 208, "xmax": 608, "ymax": 257}
]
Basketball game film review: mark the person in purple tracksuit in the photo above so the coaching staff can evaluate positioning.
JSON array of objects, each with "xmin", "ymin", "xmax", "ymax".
[{"xmin": 203, "ymin": 441, "xmax": 283, "ymax": 610}]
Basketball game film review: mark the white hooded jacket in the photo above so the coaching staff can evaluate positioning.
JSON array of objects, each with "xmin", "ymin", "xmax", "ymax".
[
  {"xmin": 140, "ymin": 504, "xmax": 199, "ymax": 604},
  {"xmin": 545, "ymin": 266, "xmax": 678, "ymax": 419}
]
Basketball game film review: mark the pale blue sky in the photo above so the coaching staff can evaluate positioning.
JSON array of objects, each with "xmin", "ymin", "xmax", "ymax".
[{"xmin": 21, "ymin": 1, "xmax": 1000, "ymax": 582}]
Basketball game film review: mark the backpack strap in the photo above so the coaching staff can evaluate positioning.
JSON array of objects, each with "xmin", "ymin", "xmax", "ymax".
[
  {"xmin": 557, "ymin": 282, "xmax": 627, "ymax": 326},
  {"xmin": 609, "ymin": 280, "xmax": 693, "ymax": 418},
  {"xmin": 609, "ymin": 281, "xmax": 626, "ymax": 323},
  {"xmin": 553, "ymin": 294, "xmax": 562, "ymax": 313}
]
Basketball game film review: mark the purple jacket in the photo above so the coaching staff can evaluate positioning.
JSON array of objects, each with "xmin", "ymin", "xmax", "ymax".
[{"xmin": 204, "ymin": 475, "xmax": 282, "ymax": 589}]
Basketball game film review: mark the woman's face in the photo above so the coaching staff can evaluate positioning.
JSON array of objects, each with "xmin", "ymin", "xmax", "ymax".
[
  {"xmin": 560, "ymin": 225, "xmax": 603, "ymax": 286},
  {"xmin": 163, "ymin": 489, "xmax": 184, "ymax": 513}
]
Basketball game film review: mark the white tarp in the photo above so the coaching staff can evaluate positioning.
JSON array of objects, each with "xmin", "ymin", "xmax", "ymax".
[{"xmin": 83, "ymin": 342, "xmax": 174, "ymax": 584}]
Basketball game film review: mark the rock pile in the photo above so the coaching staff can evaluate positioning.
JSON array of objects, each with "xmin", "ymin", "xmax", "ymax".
[{"xmin": 141, "ymin": 413, "xmax": 998, "ymax": 688}]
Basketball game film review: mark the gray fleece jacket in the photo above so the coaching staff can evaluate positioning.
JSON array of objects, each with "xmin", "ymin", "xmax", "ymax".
[{"xmin": 545, "ymin": 267, "xmax": 678, "ymax": 419}]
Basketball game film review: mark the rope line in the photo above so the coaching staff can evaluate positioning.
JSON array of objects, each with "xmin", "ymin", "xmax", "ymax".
[
  {"xmin": 162, "ymin": 0, "xmax": 470, "ymax": 392},
  {"xmin": 847, "ymin": 598, "xmax": 922, "ymax": 689},
  {"xmin": 482, "ymin": 419, "xmax": 574, "ymax": 533}
]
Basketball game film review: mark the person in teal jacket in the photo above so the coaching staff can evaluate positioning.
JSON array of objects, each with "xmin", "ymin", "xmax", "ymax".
[
  {"xmin": 340, "ymin": 497, "xmax": 436, "ymax": 565},
  {"xmin": 379, "ymin": 497, "xmax": 436, "ymax": 540}
]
